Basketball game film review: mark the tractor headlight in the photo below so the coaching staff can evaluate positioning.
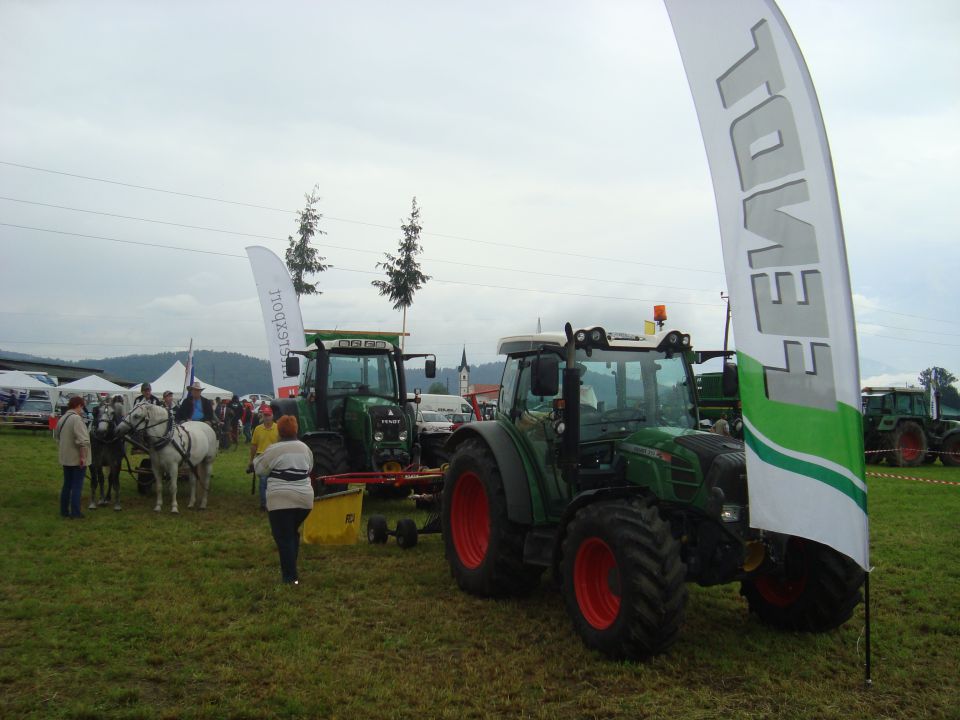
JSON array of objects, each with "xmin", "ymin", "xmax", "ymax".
[
  {"xmin": 575, "ymin": 330, "xmax": 587, "ymax": 343},
  {"xmin": 720, "ymin": 504, "xmax": 742, "ymax": 522},
  {"xmin": 590, "ymin": 329, "xmax": 603, "ymax": 343},
  {"xmin": 398, "ymin": 430, "xmax": 408, "ymax": 441},
  {"xmin": 373, "ymin": 431, "xmax": 384, "ymax": 442}
]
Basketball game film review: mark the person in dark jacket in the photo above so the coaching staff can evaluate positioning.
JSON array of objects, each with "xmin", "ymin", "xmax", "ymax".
[{"xmin": 176, "ymin": 381, "xmax": 215, "ymax": 424}]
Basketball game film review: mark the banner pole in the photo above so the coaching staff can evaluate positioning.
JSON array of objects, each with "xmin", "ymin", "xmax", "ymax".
[{"xmin": 864, "ymin": 570, "xmax": 872, "ymax": 688}]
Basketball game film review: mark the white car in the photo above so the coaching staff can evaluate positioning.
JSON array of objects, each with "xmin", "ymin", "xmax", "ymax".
[
  {"xmin": 417, "ymin": 410, "xmax": 453, "ymax": 434},
  {"xmin": 240, "ymin": 393, "xmax": 273, "ymax": 411}
]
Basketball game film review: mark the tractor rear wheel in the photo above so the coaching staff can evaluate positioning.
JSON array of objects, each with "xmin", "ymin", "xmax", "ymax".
[
  {"xmin": 940, "ymin": 434, "xmax": 960, "ymax": 467},
  {"xmin": 887, "ymin": 422, "xmax": 927, "ymax": 467},
  {"xmin": 740, "ymin": 537, "xmax": 864, "ymax": 632},
  {"xmin": 311, "ymin": 440, "xmax": 350, "ymax": 496},
  {"xmin": 442, "ymin": 438, "xmax": 542, "ymax": 597},
  {"xmin": 561, "ymin": 498, "xmax": 687, "ymax": 660}
]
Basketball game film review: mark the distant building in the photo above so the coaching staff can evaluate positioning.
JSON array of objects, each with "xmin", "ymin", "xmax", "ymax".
[
  {"xmin": 458, "ymin": 347, "xmax": 470, "ymax": 397},
  {"xmin": 0, "ymin": 357, "xmax": 132, "ymax": 386}
]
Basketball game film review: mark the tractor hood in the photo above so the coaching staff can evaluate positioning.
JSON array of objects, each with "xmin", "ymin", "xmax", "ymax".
[{"xmin": 344, "ymin": 396, "xmax": 408, "ymax": 442}]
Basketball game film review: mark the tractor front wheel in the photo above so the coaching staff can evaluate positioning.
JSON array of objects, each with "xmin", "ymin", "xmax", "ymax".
[
  {"xmin": 561, "ymin": 499, "xmax": 687, "ymax": 660},
  {"xmin": 887, "ymin": 421, "xmax": 927, "ymax": 467},
  {"xmin": 740, "ymin": 537, "xmax": 864, "ymax": 632},
  {"xmin": 940, "ymin": 434, "xmax": 960, "ymax": 467},
  {"xmin": 311, "ymin": 440, "xmax": 350, "ymax": 496},
  {"xmin": 442, "ymin": 438, "xmax": 542, "ymax": 597}
]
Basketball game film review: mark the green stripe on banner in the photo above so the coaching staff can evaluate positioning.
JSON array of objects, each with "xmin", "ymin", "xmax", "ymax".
[
  {"xmin": 738, "ymin": 353, "xmax": 866, "ymax": 476},
  {"xmin": 743, "ymin": 424, "xmax": 867, "ymax": 511}
]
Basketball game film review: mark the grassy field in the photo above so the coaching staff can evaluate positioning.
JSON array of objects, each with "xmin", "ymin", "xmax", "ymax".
[{"xmin": 0, "ymin": 426, "xmax": 957, "ymax": 719}]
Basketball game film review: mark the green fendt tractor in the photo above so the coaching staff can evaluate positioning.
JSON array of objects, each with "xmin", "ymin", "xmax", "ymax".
[
  {"xmin": 861, "ymin": 386, "xmax": 960, "ymax": 467},
  {"xmin": 441, "ymin": 324, "xmax": 864, "ymax": 660},
  {"xmin": 274, "ymin": 331, "xmax": 436, "ymax": 495}
]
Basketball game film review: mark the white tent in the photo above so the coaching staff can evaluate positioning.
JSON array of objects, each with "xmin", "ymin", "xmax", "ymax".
[
  {"xmin": 147, "ymin": 361, "xmax": 233, "ymax": 403},
  {"xmin": 0, "ymin": 370, "xmax": 61, "ymax": 408},
  {"xmin": 57, "ymin": 374, "xmax": 137, "ymax": 410},
  {"xmin": 0, "ymin": 370, "xmax": 57, "ymax": 391},
  {"xmin": 58, "ymin": 374, "xmax": 135, "ymax": 397}
]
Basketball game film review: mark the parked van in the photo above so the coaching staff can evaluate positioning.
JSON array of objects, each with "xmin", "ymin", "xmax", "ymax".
[{"xmin": 407, "ymin": 393, "xmax": 474, "ymax": 417}]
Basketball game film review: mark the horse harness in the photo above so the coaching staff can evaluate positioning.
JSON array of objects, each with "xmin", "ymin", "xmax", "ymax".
[{"xmin": 128, "ymin": 410, "xmax": 201, "ymax": 476}]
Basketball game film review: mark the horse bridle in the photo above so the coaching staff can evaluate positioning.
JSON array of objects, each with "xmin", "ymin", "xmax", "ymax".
[{"xmin": 119, "ymin": 406, "xmax": 175, "ymax": 449}]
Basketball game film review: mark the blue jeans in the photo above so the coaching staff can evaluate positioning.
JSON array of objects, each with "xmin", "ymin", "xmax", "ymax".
[
  {"xmin": 267, "ymin": 507, "xmax": 311, "ymax": 583},
  {"xmin": 258, "ymin": 475, "xmax": 268, "ymax": 509},
  {"xmin": 60, "ymin": 465, "xmax": 85, "ymax": 517}
]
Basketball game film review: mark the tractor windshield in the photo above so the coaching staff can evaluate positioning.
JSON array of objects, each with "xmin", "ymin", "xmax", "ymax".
[
  {"xmin": 575, "ymin": 349, "xmax": 697, "ymax": 432},
  {"xmin": 327, "ymin": 352, "xmax": 398, "ymax": 400}
]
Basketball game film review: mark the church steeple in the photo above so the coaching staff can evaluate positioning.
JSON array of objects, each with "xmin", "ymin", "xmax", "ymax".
[{"xmin": 458, "ymin": 347, "xmax": 470, "ymax": 397}]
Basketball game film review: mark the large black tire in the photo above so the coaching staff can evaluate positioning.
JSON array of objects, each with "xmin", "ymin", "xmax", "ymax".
[
  {"xmin": 940, "ymin": 434, "xmax": 960, "ymax": 467},
  {"xmin": 441, "ymin": 438, "xmax": 542, "ymax": 597},
  {"xmin": 311, "ymin": 440, "xmax": 350, "ymax": 496},
  {"xmin": 561, "ymin": 499, "xmax": 687, "ymax": 660},
  {"xmin": 886, "ymin": 422, "xmax": 927, "ymax": 467},
  {"xmin": 740, "ymin": 537, "xmax": 864, "ymax": 632}
]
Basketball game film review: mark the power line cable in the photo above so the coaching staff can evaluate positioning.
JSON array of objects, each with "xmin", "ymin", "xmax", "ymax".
[
  {"xmin": 0, "ymin": 160, "xmax": 295, "ymax": 213},
  {"xmin": 0, "ymin": 182, "xmax": 954, "ymax": 326},
  {"xmin": 0, "ymin": 193, "xmax": 723, "ymax": 275}
]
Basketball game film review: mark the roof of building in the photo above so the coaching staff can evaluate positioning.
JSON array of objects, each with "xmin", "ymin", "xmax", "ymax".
[
  {"xmin": 0, "ymin": 358, "xmax": 133, "ymax": 386},
  {"xmin": 458, "ymin": 347, "xmax": 469, "ymax": 373}
]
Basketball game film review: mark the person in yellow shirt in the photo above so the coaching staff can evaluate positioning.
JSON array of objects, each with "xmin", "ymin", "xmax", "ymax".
[{"xmin": 248, "ymin": 406, "xmax": 279, "ymax": 510}]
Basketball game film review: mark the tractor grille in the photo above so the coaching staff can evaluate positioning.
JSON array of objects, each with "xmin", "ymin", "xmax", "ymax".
[{"xmin": 369, "ymin": 405, "xmax": 404, "ymax": 441}]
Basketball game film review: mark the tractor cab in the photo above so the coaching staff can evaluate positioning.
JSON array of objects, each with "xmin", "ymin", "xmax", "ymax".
[{"xmin": 279, "ymin": 333, "xmax": 436, "ymax": 484}]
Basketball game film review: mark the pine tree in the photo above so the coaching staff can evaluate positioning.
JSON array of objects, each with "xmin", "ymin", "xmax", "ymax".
[
  {"xmin": 285, "ymin": 187, "xmax": 330, "ymax": 297},
  {"xmin": 371, "ymin": 197, "xmax": 431, "ymax": 349}
]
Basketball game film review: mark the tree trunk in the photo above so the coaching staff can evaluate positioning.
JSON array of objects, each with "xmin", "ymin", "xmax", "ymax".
[{"xmin": 401, "ymin": 306, "xmax": 407, "ymax": 351}]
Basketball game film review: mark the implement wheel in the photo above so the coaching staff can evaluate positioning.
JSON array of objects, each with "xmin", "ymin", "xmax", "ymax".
[
  {"xmin": 442, "ymin": 438, "xmax": 542, "ymax": 597},
  {"xmin": 887, "ymin": 422, "xmax": 927, "ymax": 467},
  {"xmin": 561, "ymin": 499, "xmax": 687, "ymax": 660},
  {"xmin": 740, "ymin": 537, "xmax": 864, "ymax": 632},
  {"xmin": 396, "ymin": 518, "xmax": 418, "ymax": 549},
  {"xmin": 367, "ymin": 515, "xmax": 388, "ymax": 544}
]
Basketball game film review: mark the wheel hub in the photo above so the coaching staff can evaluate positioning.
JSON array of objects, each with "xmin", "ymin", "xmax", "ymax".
[{"xmin": 574, "ymin": 537, "xmax": 621, "ymax": 630}]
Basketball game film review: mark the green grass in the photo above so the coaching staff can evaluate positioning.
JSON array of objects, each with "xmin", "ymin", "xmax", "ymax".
[{"xmin": 1, "ymin": 428, "xmax": 957, "ymax": 719}]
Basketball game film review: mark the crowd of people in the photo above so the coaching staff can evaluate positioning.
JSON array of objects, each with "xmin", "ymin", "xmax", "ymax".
[{"xmin": 49, "ymin": 382, "xmax": 309, "ymax": 584}]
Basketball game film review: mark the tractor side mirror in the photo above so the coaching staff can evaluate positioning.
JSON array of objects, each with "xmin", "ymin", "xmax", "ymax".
[
  {"xmin": 425, "ymin": 358, "xmax": 436, "ymax": 378},
  {"xmin": 530, "ymin": 354, "xmax": 560, "ymax": 397},
  {"xmin": 722, "ymin": 362, "xmax": 739, "ymax": 397},
  {"xmin": 285, "ymin": 355, "xmax": 300, "ymax": 377}
]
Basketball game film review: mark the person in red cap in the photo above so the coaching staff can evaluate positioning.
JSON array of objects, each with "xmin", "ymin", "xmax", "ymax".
[{"xmin": 248, "ymin": 405, "xmax": 279, "ymax": 510}]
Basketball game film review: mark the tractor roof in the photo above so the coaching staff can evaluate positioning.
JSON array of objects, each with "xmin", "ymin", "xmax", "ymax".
[
  {"xmin": 861, "ymin": 386, "xmax": 924, "ymax": 396},
  {"xmin": 497, "ymin": 327, "xmax": 680, "ymax": 355}
]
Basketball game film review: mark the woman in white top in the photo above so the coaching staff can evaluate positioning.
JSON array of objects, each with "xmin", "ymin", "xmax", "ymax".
[{"xmin": 253, "ymin": 415, "xmax": 314, "ymax": 584}]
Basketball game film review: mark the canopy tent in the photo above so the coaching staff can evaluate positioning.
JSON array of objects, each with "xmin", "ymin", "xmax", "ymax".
[
  {"xmin": 0, "ymin": 370, "xmax": 57, "ymax": 391},
  {"xmin": 146, "ymin": 361, "xmax": 233, "ymax": 403},
  {"xmin": 0, "ymin": 370, "xmax": 61, "ymax": 408},
  {"xmin": 58, "ymin": 375, "xmax": 136, "ymax": 396},
  {"xmin": 57, "ymin": 375, "xmax": 137, "ymax": 410}
]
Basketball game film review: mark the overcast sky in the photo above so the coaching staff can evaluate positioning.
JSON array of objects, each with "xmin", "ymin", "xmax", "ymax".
[{"xmin": 1, "ymin": 0, "xmax": 957, "ymax": 387}]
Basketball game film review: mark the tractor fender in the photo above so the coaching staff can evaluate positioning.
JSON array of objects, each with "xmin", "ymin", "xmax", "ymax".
[
  {"xmin": 549, "ymin": 486, "xmax": 652, "ymax": 583},
  {"xmin": 445, "ymin": 423, "xmax": 533, "ymax": 525},
  {"xmin": 271, "ymin": 398, "xmax": 299, "ymax": 422}
]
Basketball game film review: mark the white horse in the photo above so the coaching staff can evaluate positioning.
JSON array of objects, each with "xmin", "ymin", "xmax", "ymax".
[{"xmin": 115, "ymin": 403, "xmax": 218, "ymax": 513}]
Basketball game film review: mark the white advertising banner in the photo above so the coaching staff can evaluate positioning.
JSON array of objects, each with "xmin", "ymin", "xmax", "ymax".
[
  {"xmin": 665, "ymin": 0, "xmax": 868, "ymax": 569},
  {"xmin": 246, "ymin": 246, "xmax": 306, "ymax": 399}
]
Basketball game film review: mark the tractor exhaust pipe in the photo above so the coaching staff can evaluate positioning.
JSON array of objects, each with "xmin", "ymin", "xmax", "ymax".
[{"xmin": 560, "ymin": 323, "xmax": 580, "ymax": 490}]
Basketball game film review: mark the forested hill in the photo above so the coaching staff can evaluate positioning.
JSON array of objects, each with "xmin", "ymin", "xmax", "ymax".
[{"xmin": 0, "ymin": 349, "xmax": 503, "ymax": 397}]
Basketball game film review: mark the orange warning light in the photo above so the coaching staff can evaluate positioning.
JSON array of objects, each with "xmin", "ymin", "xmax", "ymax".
[{"xmin": 653, "ymin": 305, "xmax": 667, "ymax": 322}]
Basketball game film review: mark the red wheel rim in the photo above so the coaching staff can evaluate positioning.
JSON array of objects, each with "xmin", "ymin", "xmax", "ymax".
[
  {"xmin": 899, "ymin": 432, "xmax": 921, "ymax": 462},
  {"xmin": 574, "ymin": 537, "xmax": 620, "ymax": 630},
  {"xmin": 450, "ymin": 471, "xmax": 489, "ymax": 569},
  {"xmin": 754, "ymin": 538, "xmax": 809, "ymax": 608}
]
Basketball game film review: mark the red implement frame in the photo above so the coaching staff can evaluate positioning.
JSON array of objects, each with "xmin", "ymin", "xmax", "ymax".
[{"xmin": 317, "ymin": 468, "xmax": 444, "ymax": 488}]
